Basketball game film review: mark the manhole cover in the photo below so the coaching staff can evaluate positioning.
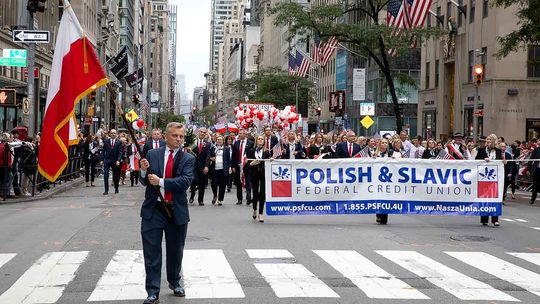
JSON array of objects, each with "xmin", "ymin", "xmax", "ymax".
[
  {"xmin": 186, "ymin": 236, "xmax": 210, "ymax": 242},
  {"xmin": 450, "ymin": 235, "xmax": 491, "ymax": 242}
]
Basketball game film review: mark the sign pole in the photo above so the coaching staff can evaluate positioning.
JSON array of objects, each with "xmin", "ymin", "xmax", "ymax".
[{"xmin": 27, "ymin": 12, "xmax": 36, "ymax": 136}]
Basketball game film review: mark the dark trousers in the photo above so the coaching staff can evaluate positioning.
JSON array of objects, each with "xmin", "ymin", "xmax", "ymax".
[
  {"xmin": 234, "ymin": 165, "xmax": 252, "ymax": 202},
  {"xmin": 141, "ymin": 210, "xmax": 188, "ymax": 297},
  {"xmin": 130, "ymin": 170, "xmax": 140, "ymax": 186},
  {"xmin": 531, "ymin": 169, "xmax": 540, "ymax": 202},
  {"xmin": 376, "ymin": 214, "xmax": 388, "ymax": 224},
  {"xmin": 252, "ymin": 171, "xmax": 265, "ymax": 215},
  {"xmin": 103, "ymin": 162, "xmax": 120, "ymax": 193},
  {"xmin": 503, "ymin": 173, "xmax": 516, "ymax": 198},
  {"xmin": 227, "ymin": 173, "xmax": 233, "ymax": 190},
  {"xmin": 190, "ymin": 169, "xmax": 208, "ymax": 203},
  {"xmin": 211, "ymin": 169, "xmax": 227, "ymax": 201},
  {"xmin": 84, "ymin": 160, "xmax": 96, "ymax": 183},
  {"xmin": 480, "ymin": 215, "xmax": 499, "ymax": 224}
]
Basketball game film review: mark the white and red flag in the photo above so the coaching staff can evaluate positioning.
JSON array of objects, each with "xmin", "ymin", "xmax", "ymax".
[
  {"xmin": 227, "ymin": 123, "xmax": 239, "ymax": 133},
  {"xmin": 214, "ymin": 123, "xmax": 227, "ymax": 133},
  {"xmin": 38, "ymin": 0, "xmax": 108, "ymax": 182}
]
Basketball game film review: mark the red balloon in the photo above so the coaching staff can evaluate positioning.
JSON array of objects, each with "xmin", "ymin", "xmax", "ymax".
[
  {"xmin": 136, "ymin": 119, "xmax": 144, "ymax": 128},
  {"xmin": 291, "ymin": 106, "xmax": 297, "ymax": 113},
  {"xmin": 257, "ymin": 111, "xmax": 264, "ymax": 120}
]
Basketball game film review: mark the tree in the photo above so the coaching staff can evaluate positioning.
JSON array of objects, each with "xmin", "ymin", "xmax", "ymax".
[
  {"xmin": 492, "ymin": 0, "xmax": 540, "ymax": 58},
  {"xmin": 226, "ymin": 67, "xmax": 314, "ymax": 115},
  {"xmin": 199, "ymin": 103, "xmax": 219, "ymax": 125},
  {"xmin": 270, "ymin": 1, "xmax": 443, "ymax": 131},
  {"xmin": 155, "ymin": 112, "xmax": 185, "ymax": 131}
]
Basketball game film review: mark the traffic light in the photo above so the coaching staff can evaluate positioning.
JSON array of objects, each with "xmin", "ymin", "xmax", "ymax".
[
  {"xmin": 473, "ymin": 64, "xmax": 484, "ymax": 86},
  {"xmin": 27, "ymin": 0, "xmax": 46, "ymax": 13},
  {"xmin": 132, "ymin": 94, "xmax": 140, "ymax": 105},
  {"xmin": 315, "ymin": 106, "xmax": 321, "ymax": 116}
]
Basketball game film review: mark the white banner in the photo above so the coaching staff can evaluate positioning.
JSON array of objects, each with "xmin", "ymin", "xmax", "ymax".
[
  {"xmin": 352, "ymin": 68, "xmax": 366, "ymax": 101},
  {"xmin": 265, "ymin": 159, "xmax": 503, "ymax": 216}
]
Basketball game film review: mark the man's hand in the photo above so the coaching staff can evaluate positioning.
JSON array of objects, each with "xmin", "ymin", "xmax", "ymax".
[
  {"xmin": 148, "ymin": 174, "xmax": 160, "ymax": 186},
  {"xmin": 231, "ymin": 167, "xmax": 236, "ymax": 174},
  {"xmin": 140, "ymin": 159, "xmax": 150, "ymax": 171},
  {"xmin": 116, "ymin": 161, "xmax": 120, "ymax": 166},
  {"xmin": 203, "ymin": 167, "xmax": 209, "ymax": 174}
]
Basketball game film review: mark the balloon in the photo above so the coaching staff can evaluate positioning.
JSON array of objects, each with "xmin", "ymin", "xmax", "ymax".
[
  {"xmin": 290, "ymin": 106, "xmax": 297, "ymax": 113},
  {"xmin": 136, "ymin": 119, "xmax": 144, "ymax": 128},
  {"xmin": 236, "ymin": 112, "xmax": 243, "ymax": 119},
  {"xmin": 257, "ymin": 111, "xmax": 265, "ymax": 121},
  {"xmin": 233, "ymin": 107, "xmax": 239, "ymax": 114},
  {"xmin": 132, "ymin": 120, "xmax": 140, "ymax": 130}
]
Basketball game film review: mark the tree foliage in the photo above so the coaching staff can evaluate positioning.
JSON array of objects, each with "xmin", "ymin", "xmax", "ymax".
[
  {"xmin": 492, "ymin": 0, "xmax": 540, "ymax": 58},
  {"xmin": 155, "ymin": 112, "xmax": 185, "ymax": 131},
  {"xmin": 270, "ymin": 1, "xmax": 444, "ymax": 131},
  {"xmin": 226, "ymin": 67, "xmax": 314, "ymax": 114}
]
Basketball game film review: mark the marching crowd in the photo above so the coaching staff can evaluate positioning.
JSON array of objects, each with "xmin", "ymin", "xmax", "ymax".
[{"xmin": 84, "ymin": 124, "xmax": 540, "ymax": 226}]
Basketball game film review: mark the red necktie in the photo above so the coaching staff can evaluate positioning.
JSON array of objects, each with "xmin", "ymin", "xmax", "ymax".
[
  {"xmin": 240, "ymin": 141, "xmax": 244, "ymax": 161},
  {"xmin": 164, "ymin": 149, "xmax": 174, "ymax": 202},
  {"xmin": 348, "ymin": 143, "xmax": 352, "ymax": 157},
  {"xmin": 198, "ymin": 140, "xmax": 202, "ymax": 152},
  {"xmin": 111, "ymin": 139, "xmax": 114, "ymax": 149},
  {"xmin": 154, "ymin": 141, "xmax": 158, "ymax": 149}
]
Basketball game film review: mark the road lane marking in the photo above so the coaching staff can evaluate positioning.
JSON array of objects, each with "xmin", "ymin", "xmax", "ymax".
[
  {"xmin": 502, "ymin": 218, "xmax": 515, "ymax": 222},
  {"xmin": 515, "ymin": 219, "xmax": 529, "ymax": 222},
  {"xmin": 183, "ymin": 249, "xmax": 245, "ymax": 298},
  {"xmin": 448, "ymin": 252, "xmax": 540, "ymax": 297},
  {"xmin": 378, "ymin": 251, "xmax": 518, "ymax": 301},
  {"xmin": 315, "ymin": 250, "xmax": 429, "ymax": 299},
  {"xmin": 246, "ymin": 249, "xmax": 294, "ymax": 259},
  {"xmin": 508, "ymin": 252, "xmax": 540, "ymax": 267},
  {"xmin": 88, "ymin": 250, "xmax": 146, "ymax": 301},
  {"xmin": 0, "ymin": 253, "xmax": 16, "ymax": 269},
  {"xmin": 0, "ymin": 251, "xmax": 89, "ymax": 304}
]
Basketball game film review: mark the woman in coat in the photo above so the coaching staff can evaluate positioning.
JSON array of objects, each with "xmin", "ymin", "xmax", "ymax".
[
  {"xmin": 422, "ymin": 139, "xmax": 438, "ymax": 159},
  {"xmin": 247, "ymin": 135, "xmax": 270, "ymax": 222},
  {"xmin": 83, "ymin": 134, "xmax": 100, "ymax": 187},
  {"xmin": 208, "ymin": 135, "xmax": 230, "ymax": 206},
  {"xmin": 476, "ymin": 134, "xmax": 502, "ymax": 226},
  {"xmin": 373, "ymin": 138, "xmax": 393, "ymax": 224},
  {"xmin": 282, "ymin": 131, "xmax": 305, "ymax": 159}
]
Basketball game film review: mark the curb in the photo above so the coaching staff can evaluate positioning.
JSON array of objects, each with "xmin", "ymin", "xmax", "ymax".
[{"xmin": 0, "ymin": 178, "xmax": 85, "ymax": 205}]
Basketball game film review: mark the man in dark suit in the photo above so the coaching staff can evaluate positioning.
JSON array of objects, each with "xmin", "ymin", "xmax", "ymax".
[
  {"xmin": 263, "ymin": 126, "xmax": 279, "ymax": 156},
  {"xmin": 139, "ymin": 122, "xmax": 195, "ymax": 304},
  {"xmin": 336, "ymin": 131, "xmax": 361, "ymax": 158},
  {"xmin": 189, "ymin": 128, "xmax": 212, "ymax": 205},
  {"xmin": 143, "ymin": 129, "xmax": 166, "ymax": 157},
  {"xmin": 102, "ymin": 129, "xmax": 123, "ymax": 195},
  {"xmin": 231, "ymin": 129, "xmax": 254, "ymax": 204},
  {"xmin": 529, "ymin": 145, "xmax": 540, "ymax": 205}
]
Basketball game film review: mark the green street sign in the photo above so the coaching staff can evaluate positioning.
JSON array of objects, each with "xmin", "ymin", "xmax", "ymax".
[
  {"xmin": 0, "ymin": 57, "xmax": 27, "ymax": 67},
  {"xmin": 2, "ymin": 49, "xmax": 27, "ymax": 59}
]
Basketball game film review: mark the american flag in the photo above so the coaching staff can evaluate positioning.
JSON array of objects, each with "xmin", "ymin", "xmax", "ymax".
[
  {"xmin": 296, "ymin": 50, "xmax": 311, "ymax": 78},
  {"xmin": 387, "ymin": 0, "xmax": 412, "ymax": 56},
  {"xmin": 409, "ymin": 0, "xmax": 432, "ymax": 29},
  {"xmin": 402, "ymin": 149, "xmax": 410, "ymax": 158},
  {"xmin": 353, "ymin": 146, "xmax": 370, "ymax": 158},
  {"xmin": 288, "ymin": 53, "xmax": 297, "ymax": 76},
  {"xmin": 312, "ymin": 35, "xmax": 322, "ymax": 64},
  {"xmin": 436, "ymin": 149, "xmax": 455, "ymax": 160},
  {"xmin": 272, "ymin": 143, "xmax": 283, "ymax": 158},
  {"xmin": 320, "ymin": 36, "xmax": 338, "ymax": 66}
]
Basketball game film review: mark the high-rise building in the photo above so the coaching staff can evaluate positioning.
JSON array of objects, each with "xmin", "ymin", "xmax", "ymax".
[{"xmin": 209, "ymin": 0, "xmax": 236, "ymax": 72}]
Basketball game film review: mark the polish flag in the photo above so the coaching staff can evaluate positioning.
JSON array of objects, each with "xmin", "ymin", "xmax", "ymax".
[
  {"xmin": 227, "ymin": 123, "xmax": 239, "ymax": 133},
  {"xmin": 38, "ymin": 0, "xmax": 108, "ymax": 182},
  {"xmin": 214, "ymin": 123, "xmax": 227, "ymax": 133}
]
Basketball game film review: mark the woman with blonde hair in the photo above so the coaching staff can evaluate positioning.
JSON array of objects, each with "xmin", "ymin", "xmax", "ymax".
[
  {"xmin": 373, "ymin": 138, "xmax": 392, "ymax": 224},
  {"xmin": 391, "ymin": 138, "xmax": 405, "ymax": 158},
  {"xmin": 475, "ymin": 133, "xmax": 502, "ymax": 226}
]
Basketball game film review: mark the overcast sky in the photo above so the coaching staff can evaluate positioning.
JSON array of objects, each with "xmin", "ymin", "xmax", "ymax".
[{"xmin": 170, "ymin": 0, "xmax": 210, "ymax": 99}]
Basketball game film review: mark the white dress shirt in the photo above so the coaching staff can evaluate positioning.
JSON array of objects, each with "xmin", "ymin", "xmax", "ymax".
[{"xmin": 140, "ymin": 146, "xmax": 180, "ymax": 197}]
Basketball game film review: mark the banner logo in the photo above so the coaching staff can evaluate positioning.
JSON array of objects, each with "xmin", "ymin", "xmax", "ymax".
[
  {"xmin": 477, "ymin": 165, "xmax": 498, "ymax": 198},
  {"xmin": 271, "ymin": 164, "xmax": 292, "ymax": 197}
]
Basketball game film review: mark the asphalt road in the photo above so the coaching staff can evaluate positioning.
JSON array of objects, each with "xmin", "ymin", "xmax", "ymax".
[{"xmin": 2, "ymin": 178, "xmax": 540, "ymax": 304}]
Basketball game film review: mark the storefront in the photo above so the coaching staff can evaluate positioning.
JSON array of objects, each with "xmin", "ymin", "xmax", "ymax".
[{"xmin": 526, "ymin": 119, "xmax": 540, "ymax": 141}]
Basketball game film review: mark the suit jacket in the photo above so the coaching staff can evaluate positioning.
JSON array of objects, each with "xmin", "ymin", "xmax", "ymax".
[
  {"xmin": 209, "ymin": 145, "xmax": 231, "ymax": 177},
  {"xmin": 336, "ymin": 141, "xmax": 361, "ymax": 158},
  {"xmin": 422, "ymin": 148, "xmax": 438, "ymax": 159},
  {"xmin": 232, "ymin": 139, "xmax": 254, "ymax": 166},
  {"xmin": 529, "ymin": 147, "xmax": 540, "ymax": 174},
  {"xmin": 140, "ymin": 146, "xmax": 195, "ymax": 225},
  {"xmin": 475, "ymin": 147, "xmax": 503, "ymax": 160},
  {"xmin": 282, "ymin": 142, "xmax": 305, "ymax": 159},
  {"xmin": 264, "ymin": 135, "xmax": 279, "ymax": 150},
  {"xmin": 247, "ymin": 147, "xmax": 270, "ymax": 176},
  {"xmin": 102, "ymin": 138, "xmax": 123, "ymax": 164},
  {"xmin": 143, "ymin": 139, "xmax": 166, "ymax": 157},
  {"xmin": 193, "ymin": 139, "xmax": 212, "ymax": 170}
]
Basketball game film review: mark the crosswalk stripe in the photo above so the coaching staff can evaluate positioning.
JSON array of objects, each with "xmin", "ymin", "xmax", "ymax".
[
  {"xmin": 246, "ymin": 249, "xmax": 294, "ymax": 259},
  {"xmin": 508, "ymin": 252, "xmax": 540, "ymax": 267},
  {"xmin": 378, "ymin": 251, "xmax": 518, "ymax": 301},
  {"xmin": 183, "ymin": 249, "xmax": 245, "ymax": 298},
  {"xmin": 448, "ymin": 251, "xmax": 540, "ymax": 297},
  {"xmin": 531, "ymin": 227, "xmax": 540, "ymax": 231},
  {"xmin": 315, "ymin": 250, "xmax": 429, "ymax": 299},
  {"xmin": 0, "ymin": 253, "xmax": 16, "ymax": 269},
  {"xmin": 0, "ymin": 251, "xmax": 89, "ymax": 304},
  {"xmin": 87, "ymin": 250, "xmax": 146, "ymax": 301}
]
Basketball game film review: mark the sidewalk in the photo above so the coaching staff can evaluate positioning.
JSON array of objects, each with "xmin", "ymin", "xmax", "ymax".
[{"xmin": 0, "ymin": 177, "xmax": 85, "ymax": 204}]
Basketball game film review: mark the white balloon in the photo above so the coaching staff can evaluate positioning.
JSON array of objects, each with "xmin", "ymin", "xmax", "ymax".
[{"xmin": 132, "ymin": 120, "xmax": 140, "ymax": 130}]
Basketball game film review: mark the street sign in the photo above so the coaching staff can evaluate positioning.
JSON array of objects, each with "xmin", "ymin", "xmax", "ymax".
[
  {"xmin": 12, "ymin": 30, "xmax": 50, "ymax": 43},
  {"xmin": 22, "ymin": 97, "xmax": 30, "ymax": 114},
  {"xmin": 473, "ymin": 109, "xmax": 484, "ymax": 117},
  {"xmin": 360, "ymin": 115, "xmax": 374, "ymax": 129},
  {"xmin": 0, "ymin": 89, "xmax": 17, "ymax": 106},
  {"xmin": 0, "ymin": 57, "xmax": 27, "ymax": 67},
  {"xmin": 360, "ymin": 102, "xmax": 375, "ymax": 116},
  {"xmin": 2, "ymin": 49, "xmax": 27, "ymax": 59}
]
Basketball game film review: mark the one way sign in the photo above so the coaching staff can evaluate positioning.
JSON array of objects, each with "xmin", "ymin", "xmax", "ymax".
[{"xmin": 12, "ymin": 30, "xmax": 50, "ymax": 43}]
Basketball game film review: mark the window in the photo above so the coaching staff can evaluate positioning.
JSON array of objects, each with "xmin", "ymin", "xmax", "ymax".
[
  {"xmin": 427, "ymin": 13, "xmax": 431, "ymax": 27},
  {"xmin": 447, "ymin": 1, "xmax": 453, "ymax": 21},
  {"xmin": 436, "ymin": 7, "xmax": 442, "ymax": 28},
  {"xmin": 481, "ymin": 47, "xmax": 487, "ymax": 79},
  {"xmin": 458, "ymin": 0, "xmax": 463, "ymax": 26},
  {"xmin": 482, "ymin": 0, "xmax": 488, "ymax": 18},
  {"xmin": 435, "ymin": 60, "xmax": 439, "ymax": 87},
  {"xmin": 469, "ymin": 0, "xmax": 475, "ymax": 23},
  {"xmin": 425, "ymin": 62, "xmax": 430, "ymax": 89},
  {"xmin": 528, "ymin": 46, "xmax": 540, "ymax": 78},
  {"xmin": 468, "ymin": 50, "xmax": 474, "ymax": 82}
]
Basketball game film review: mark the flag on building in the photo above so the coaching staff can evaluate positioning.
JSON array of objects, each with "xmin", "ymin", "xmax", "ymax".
[
  {"xmin": 320, "ymin": 36, "xmax": 338, "ymax": 66},
  {"xmin": 110, "ymin": 46, "xmax": 129, "ymax": 80},
  {"xmin": 227, "ymin": 123, "xmax": 239, "ymax": 133},
  {"xmin": 296, "ymin": 50, "xmax": 310, "ymax": 78},
  {"xmin": 409, "ymin": 0, "xmax": 432, "ymax": 28},
  {"xmin": 214, "ymin": 123, "xmax": 227, "ymax": 133},
  {"xmin": 288, "ymin": 53, "xmax": 297, "ymax": 76},
  {"xmin": 387, "ymin": 0, "xmax": 412, "ymax": 56},
  {"xmin": 38, "ymin": 0, "xmax": 108, "ymax": 182},
  {"xmin": 125, "ymin": 68, "xmax": 144, "ymax": 88},
  {"xmin": 312, "ymin": 35, "xmax": 322, "ymax": 64}
]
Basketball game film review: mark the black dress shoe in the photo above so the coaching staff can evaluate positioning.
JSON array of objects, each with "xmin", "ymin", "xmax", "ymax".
[
  {"xmin": 212, "ymin": 197, "xmax": 217, "ymax": 205},
  {"xmin": 142, "ymin": 294, "xmax": 159, "ymax": 304},
  {"xmin": 199, "ymin": 202, "xmax": 205, "ymax": 206},
  {"xmin": 236, "ymin": 200, "xmax": 242, "ymax": 205},
  {"xmin": 189, "ymin": 198, "xmax": 194, "ymax": 204},
  {"xmin": 115, "ymin": 189, "xmax": 119, "ymax": 194},
  {"xmin": 246, "ymin": 200, "xmax": 252, "ymax": 206},
  {"xmin": 103, "ymin": 192, "xmax": 108, "ymax": 195},
  {"xmin": 530, "ymin": 199, "xmax": 535, "ymax": 205},
  {"xmin": 169, "ymin": 284, "xmax": 185, "ymax": 297}
]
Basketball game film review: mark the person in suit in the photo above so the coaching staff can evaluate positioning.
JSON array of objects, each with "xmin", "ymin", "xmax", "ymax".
[
  {"xmin": 83, "ymin": 134, "xmax": 100, "ymax": 187},
  {"xmin": 208, "ymin": 135, "xmax": 230, "ymax": 205},
  {"xmin": 282, "ymin": 131, "xmax": 305, "ymax": 159},
  {"xmin": 225, "ymin": 135, "xmax": 234, "ymax": 192},
  {"xmin": 189, "ymin": 128, "xmax": 212, "ymax": 206},
  {"xmin": 476, "ymin": 134, "xmax": 502, "ymax": 226},
  {"xmin": 143, "ymin": 129, "xmax": 165, "ymax": 157},
  {"xmin": 248, "ymin": 135, "xmax": 271, "ymax": 222},
  {"xmin": 499, "ymin": 142, "xmax": 517, "ymax": 202},
  {"xmin": 372, "ymin": 138, "xmax": 393, "ymax": 224},
  {"xmin": 139, "ymin": 122, "xmax": 195, "ymax": 304},
  {"xmin": 528, "ymin": 144, "xmax": 540, "ymax": 205},
  {"xmin": 307, "ymin": 133, "xmax": 330, "ymax": 159},
  {"xmin": 102, "ymin": 129, "xmax": 123, "ymax": 195},
  {"xmin": 336, "ymin": 131, "xmax": 361, "ymax": 158},
  {"xmin": 231, "ymin": 129, "xmax": 254, "ymax": 204},
  {"xmin": 263, "ymin": 126, "xmax": 279, "ymax": 157}
]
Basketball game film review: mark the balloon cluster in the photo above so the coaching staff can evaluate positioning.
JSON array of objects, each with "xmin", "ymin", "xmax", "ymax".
[
  {"xmin": 132, "ymin": 119, "xmax": 145, "ymax": 130},
  {"xmin": 233, "ymin": 105, "xmax": 299, "ymax": 130}
]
